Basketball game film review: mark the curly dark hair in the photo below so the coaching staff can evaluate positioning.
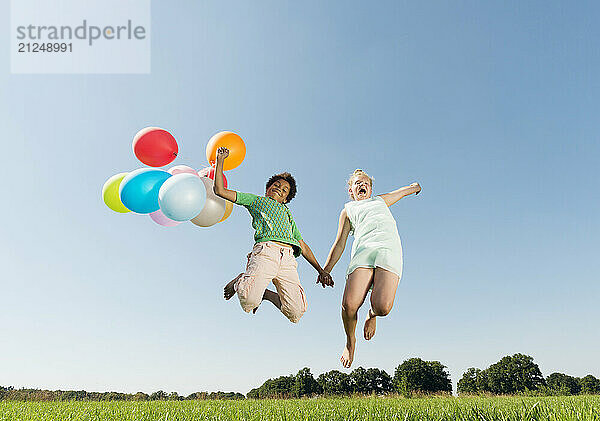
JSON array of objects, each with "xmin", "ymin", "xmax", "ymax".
[{"xmin": 266, "ymin": 172, "xmax": 297, "ymax": 203}]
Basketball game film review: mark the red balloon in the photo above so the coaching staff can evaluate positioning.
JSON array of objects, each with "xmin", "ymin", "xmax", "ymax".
[
  {"xmin": 133, "ymin": 127, "xmax": 178, "ymax": 167},
  {"xmin": 198, "ymin": 166, "xmax": 227, "ymax": 188}
]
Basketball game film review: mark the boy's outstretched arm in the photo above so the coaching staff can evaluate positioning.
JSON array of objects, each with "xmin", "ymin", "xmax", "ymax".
[
  {"xmin": 213, "ymin": 147, "xmax": 237, "ymax": 202},
  {"xmin": 379, "ymin": 182, "xmax": 421, "ymax": 207},
  {"xmin": 299, "ymin": 240, "xmax": 334, "ymax": 288}
]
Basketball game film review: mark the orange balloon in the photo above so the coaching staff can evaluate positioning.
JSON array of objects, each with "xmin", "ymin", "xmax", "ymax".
[
  {"xmin": 206, "ymin": 131, "xmax": 246, "ymax": 171},
  {"xmin": 219, "ymin": 200, "xmax": 234, "ymax": 223}
]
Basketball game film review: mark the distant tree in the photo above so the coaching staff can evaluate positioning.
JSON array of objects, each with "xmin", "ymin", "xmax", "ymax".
[
  {"xmin": 317, "ymin": 370, "xmax": 352, "ymax": 395},
  {"xmin": 103, "ymin": 392, "xmax": 129, "ymax": 401},
  {"xmin": 133, "ymin": 392, "xmax": 149, "ymax": 401},
  {"xmin": 87, "ymin": 392, "xmax": 103, "ymax": 401},
  {"xmin": 365, "ymin": 368, "xmax": 393, "ymax": 394},
  {"xmin": 393, "ymin": 358, "xmax": 452, "ymax": 394},
  {"xmin": 267, "ymin": 375, "xmax": 295, "ymax": 398},
  {"xmin": 579, "ymin": 375, "xmax": 600, "ymax": 394},
  {"xmin": 246, "ymin": 388, "xmax": 260, "ymax": 399},
  {"xmin": 207, "ymin": 391, "xmax": 245, "ymax": 400},
  {"xmin": 168, "ymin": 392, "xmax": 184, "ymax": 400},
  {"xmin": 347, "ymin": 367, "xmax": 393, "ymax": 395},
  {"xmin": 0, "ymin": 386, "xmax": 13, "ymax": 400},
  {"xmin": 350, "ymin": 367, "xmax": 370, "ymax": 394},
  {"xmin": 292, "ymin": 368, "xmax": 322, "ymax": 397},
  {"xmin": 187, "ymin": 392, "xmax": 208, "ymax": 400},
  {"xmin": 458, "ymin": 368, "xmax": 483, "ymax": 395},
  {"xmin": 150, "ymin": 390, "xmax": 168, "ymax": 400},
  {"xmin": 59, "ymin": 390, "xmax": 79, "ymax": 401},
  {"xmin": 546, "ymin": 373, "xmax": 581, "ymax": 395},
  {"xmin": 484, "ymin": 353, "xmax": 545, "ymax": 394},
  {"xmin": 247, "ymin": 375, "xmax": 295, "ymax": 398}
]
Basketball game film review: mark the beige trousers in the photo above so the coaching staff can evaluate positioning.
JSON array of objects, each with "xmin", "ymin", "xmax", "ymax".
[{"xmin": 235, "ymin": 241, "xmax": 307, "ymax": 323}]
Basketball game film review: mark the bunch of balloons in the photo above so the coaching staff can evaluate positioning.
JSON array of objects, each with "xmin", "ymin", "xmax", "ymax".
[{"xmin": 102, "ymin": 128, "xmax": 246, "ymax": 228}]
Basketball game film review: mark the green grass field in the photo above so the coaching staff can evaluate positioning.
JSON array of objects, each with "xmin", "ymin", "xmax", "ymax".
[{"xmin": 1, "ymin": 395, "xmax": 599, "ymax": 420}]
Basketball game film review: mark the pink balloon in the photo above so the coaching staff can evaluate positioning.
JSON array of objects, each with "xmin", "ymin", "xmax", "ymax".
[
  {"xmin": 198, "ymin": 166, "xmax": 228, "ymax": 188},
  {"xmin": 168, "ymin": 165, "xmax": 198, "ymax": 176},
  {"xmin": 149, "ymin": 209, "xmax": 181, "ymax": 227}
]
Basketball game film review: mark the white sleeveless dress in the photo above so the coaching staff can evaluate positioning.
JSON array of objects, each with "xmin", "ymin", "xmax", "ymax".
[{"xmin": 344, "ymin": 196, "xmax": 403, "ymax": 279}]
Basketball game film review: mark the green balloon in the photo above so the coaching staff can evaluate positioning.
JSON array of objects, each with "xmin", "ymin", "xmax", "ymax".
[{"xmin": 102, "ymin": 172, "xmax": 131, "ymax": 213}]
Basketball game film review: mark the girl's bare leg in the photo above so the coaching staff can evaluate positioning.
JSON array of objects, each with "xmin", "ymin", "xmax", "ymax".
[
  {"xmin": 341, "ymin": 268, "xmax": 374, "ymax": 368},
  {"xmin": 363, "ymin": 267, "xmax": 399, "ymax": 340}
]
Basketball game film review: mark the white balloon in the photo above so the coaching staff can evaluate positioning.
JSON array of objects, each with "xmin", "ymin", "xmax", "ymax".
[
  {"xmin": 191, "ymin": 177, "xmax": 226, "ymax": 227},
  {"xmin": 158, "ymin": 173, "xmax": 207, "ymax": 221}
]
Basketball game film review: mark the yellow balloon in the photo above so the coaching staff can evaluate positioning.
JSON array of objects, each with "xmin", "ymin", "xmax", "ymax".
[
  {"xmin": 219, "ymin": 200, "xmax": 234, "ymax": 223},
  {"xmin": 102, "ymin": 172, "xmax": 130, "ymax": 213}
]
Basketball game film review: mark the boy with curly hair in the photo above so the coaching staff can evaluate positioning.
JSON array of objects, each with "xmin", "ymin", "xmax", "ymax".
[{"xmin": 213, "ymin": 147, "xmax": 333, "ymax": 323}]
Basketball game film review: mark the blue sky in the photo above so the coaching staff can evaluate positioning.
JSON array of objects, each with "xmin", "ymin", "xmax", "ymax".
[{"xmin": 1, "ymin": 1, "xmax": 599, "ymax": 394}]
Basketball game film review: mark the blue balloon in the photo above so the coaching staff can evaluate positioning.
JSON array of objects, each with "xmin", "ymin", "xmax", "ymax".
[
  {"xmin": 158, "ymin": 173, "xmax": 207, "ymax": 221},
  {"xmin": 119, "ymin": 168, "xmax": 171, "ymax": 214}
]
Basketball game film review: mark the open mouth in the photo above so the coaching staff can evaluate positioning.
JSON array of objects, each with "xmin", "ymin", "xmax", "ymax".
[{"xmin": 358, "ymin": 187, "xmax": 367, "ymax": 195}]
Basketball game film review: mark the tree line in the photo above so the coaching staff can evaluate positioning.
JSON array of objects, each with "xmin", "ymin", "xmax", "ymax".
[
  {"xmin": 247, "ymin": 358, "xmax": 451, "ymax": 398},
  {"xmin": 457, "ymin": 353, "xmax": 600, "ymax": 396},
  {"xmin": 2, "ymin": 353, "xmax": 599, "ymax": 401},
  {"xmin": 0, "ymin": 388, "xmax": 244, "ymax": 402}
]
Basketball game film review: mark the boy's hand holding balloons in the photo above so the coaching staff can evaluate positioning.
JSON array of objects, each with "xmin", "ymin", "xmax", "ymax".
[
  {"xmin": 102, "ymin": 127, "xmax": 246, "ymax": 228},
  {"xmin": 216, "ymin": 147, "xmax": 230, "ymax": 161}
]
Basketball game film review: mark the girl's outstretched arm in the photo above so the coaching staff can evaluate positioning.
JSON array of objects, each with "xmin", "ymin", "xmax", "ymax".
[
  {"xmin": 213, "ymin": 147, "xmax": 237, "ymax": 202},
  {"xmin": 379, "ymin": 182, "xmax": 421, "ymax": 207},
  {"xmin": 323, "ymin": 209, "xmax": 352, "ymax": 274}
]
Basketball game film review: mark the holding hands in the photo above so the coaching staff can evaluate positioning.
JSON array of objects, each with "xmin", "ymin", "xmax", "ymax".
[{"xmin": 317, "ymin": 270, "xmax": 334, "ymax": 288}]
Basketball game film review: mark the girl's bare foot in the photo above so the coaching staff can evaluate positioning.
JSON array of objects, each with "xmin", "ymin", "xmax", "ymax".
[
  {"xmin": 363, "ymin": 309, "xmax": 377, "ymax": 340},
  {"xmin": 224, "ymin": 274, "xmax": 242, "ymax": 300},
  {"xmin": 340, "ymin": 338, "xmax": 356, "ymax": 368}
]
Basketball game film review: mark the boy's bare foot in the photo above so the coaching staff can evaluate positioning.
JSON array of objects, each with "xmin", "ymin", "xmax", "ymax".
[
  {"xmin": 363, "ymin": 309, "xmax": 377, "ymax": 340},
  {"xmin": 224, "ymin": 274, "xmax": 242, "ymax": 300},
  {"xmin": 340, "ymin": 338, "xmax": 356, "ymax": 368},
  {"xmin": 252, "ymin": 289, "xmax": 280, "ymax": 314}
]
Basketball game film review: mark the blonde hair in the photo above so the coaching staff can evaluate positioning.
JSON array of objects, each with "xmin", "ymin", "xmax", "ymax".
[{"xmin": 347, "ymin": 169, "xmax": 374, "ymax": 199}]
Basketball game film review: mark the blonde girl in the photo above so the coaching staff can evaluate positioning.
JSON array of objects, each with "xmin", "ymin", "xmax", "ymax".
[{"xmin": 323, "ymin": 169, "xmax": 421, "ymax": 367}]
